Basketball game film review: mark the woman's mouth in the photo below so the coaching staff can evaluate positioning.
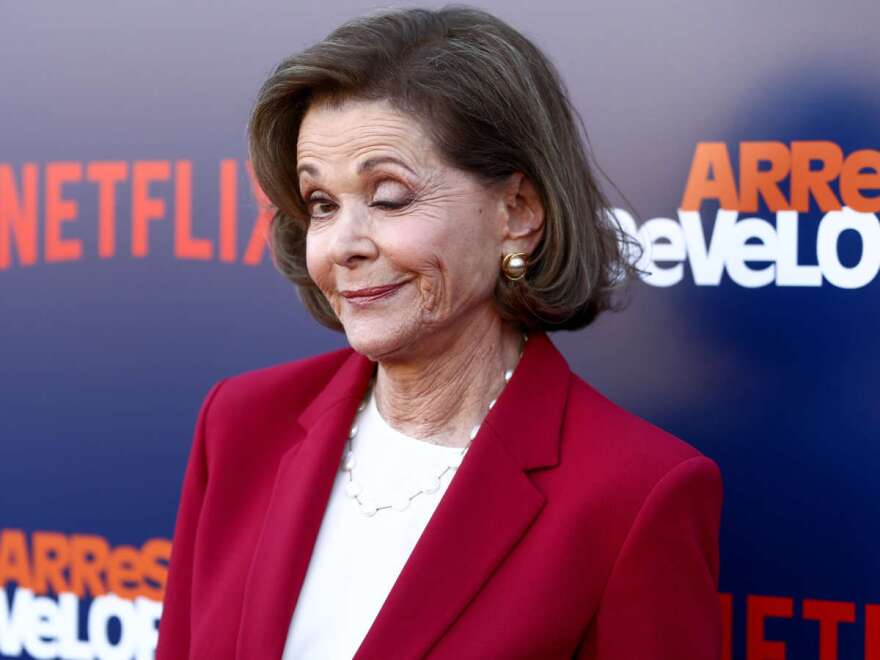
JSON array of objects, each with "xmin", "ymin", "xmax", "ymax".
[{"xmin": 339, "ymin": 282, "xmax": 407, "ymax": 305}]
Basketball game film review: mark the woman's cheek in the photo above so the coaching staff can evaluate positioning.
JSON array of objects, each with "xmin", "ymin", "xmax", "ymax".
[
  {"xmin": 413, "ymin": 254, "xmax": 448, "ymax": 314},
  {"xmin": 305, "ymin": 238, "xmax": 333, "ymax": 297}
]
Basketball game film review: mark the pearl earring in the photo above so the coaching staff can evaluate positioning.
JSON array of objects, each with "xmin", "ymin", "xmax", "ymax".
[{"xmin": 501, "ymin": 252, "xmax": 528, "ymax": 281}]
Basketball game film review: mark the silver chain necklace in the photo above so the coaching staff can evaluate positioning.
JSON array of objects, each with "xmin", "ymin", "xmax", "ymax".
[{"xmin": 340, "ymin": 333, "xmax": 528, "ymax": 517}]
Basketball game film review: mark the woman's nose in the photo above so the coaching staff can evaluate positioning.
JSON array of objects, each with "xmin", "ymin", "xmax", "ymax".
[{"xmin": 328, "ymin": 202, "xmax": 378, "ymax": 268}]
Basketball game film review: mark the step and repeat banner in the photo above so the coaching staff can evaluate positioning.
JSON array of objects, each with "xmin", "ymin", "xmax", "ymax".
[{"xmin": 1, "ymin": 1, "xmax": 877, "ymax": 658}]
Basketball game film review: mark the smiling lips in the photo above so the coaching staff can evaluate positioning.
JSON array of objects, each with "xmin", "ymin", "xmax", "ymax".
[{"xmin": 340, "ymin": 282, "xmax": 407, "ymax": 304}]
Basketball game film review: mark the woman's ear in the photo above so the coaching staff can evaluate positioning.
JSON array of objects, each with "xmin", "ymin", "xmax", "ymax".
[{"xmin": 500, "ymin": 171, "xmax": 545, "ymax": 255}]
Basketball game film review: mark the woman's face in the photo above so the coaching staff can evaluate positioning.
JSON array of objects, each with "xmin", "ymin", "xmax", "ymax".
[{"xmin": 297, "ymin": 97, "xmax": 510, "ymax": 362}]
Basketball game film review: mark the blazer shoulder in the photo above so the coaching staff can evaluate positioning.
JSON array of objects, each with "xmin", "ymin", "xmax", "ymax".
[
  {"xmin": 205, "ymin": 345, "xmax": 355, "ymax": 427},
  {"xmin": 563, "ymin": 371, "xmax": 720, "ymax": 489}
]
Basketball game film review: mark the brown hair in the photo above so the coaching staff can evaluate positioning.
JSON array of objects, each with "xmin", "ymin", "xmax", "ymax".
[{"xmin": 247, "ymin": 4, "xmax": 639, "ymax": 331}]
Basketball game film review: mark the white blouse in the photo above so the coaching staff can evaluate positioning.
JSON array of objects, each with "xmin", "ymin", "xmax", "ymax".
[{"xmin": 282, "ymin": 389, "xmax": 466, "ymax": 659}]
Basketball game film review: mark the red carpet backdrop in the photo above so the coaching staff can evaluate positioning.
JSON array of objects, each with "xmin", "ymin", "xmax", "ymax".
[{"xmin": 1, "ymin": 1, "xmax": 878, "ymax": 658}]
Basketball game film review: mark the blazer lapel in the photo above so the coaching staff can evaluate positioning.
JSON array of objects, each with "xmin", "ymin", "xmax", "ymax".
[
  {"xmin": 236, "ymin": 349, "xmax": 375, "ymax": 659},
  {"xmin": 354, "ymin": 332, "xmax": 570, "ymax": 659}
]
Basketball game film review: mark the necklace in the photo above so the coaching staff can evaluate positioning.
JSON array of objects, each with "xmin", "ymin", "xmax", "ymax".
[{"xmin": 340, "ymin": 333, "xmax": 528, "ymax": 517}]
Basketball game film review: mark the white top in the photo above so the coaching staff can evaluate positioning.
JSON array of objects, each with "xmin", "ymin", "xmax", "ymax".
[{"xmin": 281, "ymin": 389, "xmax": 466, "ymax": 659}]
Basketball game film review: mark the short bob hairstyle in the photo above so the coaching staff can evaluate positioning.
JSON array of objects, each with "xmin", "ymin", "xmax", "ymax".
[{"xmin": 248, "ymin": 4, "xmax": 637, "ymax": 332}]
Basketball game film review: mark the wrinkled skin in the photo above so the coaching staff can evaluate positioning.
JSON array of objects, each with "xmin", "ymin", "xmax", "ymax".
[{"xmin": 297, "ymin": 97, "xmax": 544, "ymax": 445}]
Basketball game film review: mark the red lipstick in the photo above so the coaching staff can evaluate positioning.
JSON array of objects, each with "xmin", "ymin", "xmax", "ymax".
[{"xmin": 340, "ymin": 282, "xmax": 406, "ymax": 303}]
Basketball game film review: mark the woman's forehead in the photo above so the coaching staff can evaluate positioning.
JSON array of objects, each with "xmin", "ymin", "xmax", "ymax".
[{"xmin": 296, "ymin": 98, "xmax": 434, "ymax": 168}]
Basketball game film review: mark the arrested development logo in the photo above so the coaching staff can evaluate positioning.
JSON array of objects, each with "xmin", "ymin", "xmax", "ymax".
[
  {"xmin": 614, "ymin": 141, "xmax": 880, "ymax": 288},
  {"xmin": 0, "ymin": 529, "xmax": 169, "ymax": 659}
]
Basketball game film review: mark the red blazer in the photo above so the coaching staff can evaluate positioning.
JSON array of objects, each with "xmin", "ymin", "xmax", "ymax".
[{"xmin": 156, "ymin": 332, "xmax": 723, "ymax": 659}]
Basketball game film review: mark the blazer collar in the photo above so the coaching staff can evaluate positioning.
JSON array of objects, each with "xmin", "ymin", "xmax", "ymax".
[{"xmin": 236, "ymin": 331, "xmax": 571, "ymax": 659}]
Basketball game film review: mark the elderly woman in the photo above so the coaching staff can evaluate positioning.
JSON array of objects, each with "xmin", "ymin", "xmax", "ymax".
[{"xmin": 156, "ymin": 5, "xmax": 722, "ymax": 660}]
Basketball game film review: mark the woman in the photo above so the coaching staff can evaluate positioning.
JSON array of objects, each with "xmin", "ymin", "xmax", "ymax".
[{"xmin": 157, "ymin": 5, "xmax": 723, "ymax": 659}]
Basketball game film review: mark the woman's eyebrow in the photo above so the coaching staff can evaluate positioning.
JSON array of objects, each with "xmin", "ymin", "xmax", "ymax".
[
  {"xmin": 296, "ymin": 156, "xmax": 416, "ymax": 179},
  {"xmin": 296, "ymin": 162, "xmax": 319, "ymax": 178},
  {"xmin": 357, "ymin": 156, "xmax": 417, "ymax": 176}
]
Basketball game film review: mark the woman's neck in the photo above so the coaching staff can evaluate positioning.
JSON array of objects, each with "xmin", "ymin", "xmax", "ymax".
[{"xmin": 373, "ymin": 313, "xmax": 523, "ymax": 448}]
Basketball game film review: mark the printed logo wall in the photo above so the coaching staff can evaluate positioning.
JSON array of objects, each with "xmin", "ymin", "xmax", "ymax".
[{"xmin": 1, "ymin": 2, "xmax": 877, "ymax": 659}]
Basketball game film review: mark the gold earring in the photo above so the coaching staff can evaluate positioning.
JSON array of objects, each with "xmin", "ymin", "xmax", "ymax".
[{"xmin": 501, "ymin": 252, "xmax": 528, "ymax": 281}]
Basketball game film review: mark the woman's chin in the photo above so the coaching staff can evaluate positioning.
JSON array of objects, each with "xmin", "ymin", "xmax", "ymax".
[{"xmin": 342, "ymin": 321, "xmax": 414, "ymax": 362}]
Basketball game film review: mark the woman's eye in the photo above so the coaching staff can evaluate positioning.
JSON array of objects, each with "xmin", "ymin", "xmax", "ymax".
[
  {"xmin": 370, "ymin": 199, "xmax": 412, "ymax": 210},
  {"xmin": 308, "ymin": 199, "xmax": 336, "ymax": 219},
  {"xmin": 371, "ymin": 180, "xmax": 414, "ymax": 211}
]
